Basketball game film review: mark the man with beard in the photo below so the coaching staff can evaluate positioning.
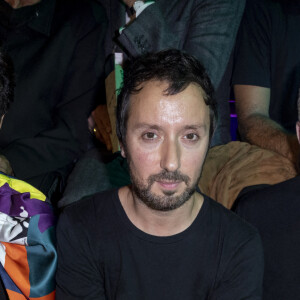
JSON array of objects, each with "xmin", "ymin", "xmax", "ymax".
[
  {"xmin": 56, "ymin": 50, "xmax": 263, "ymax": 300},
  {"xmin": 60, "ymin": 0, "xmax": 245, "ymax": 207}
]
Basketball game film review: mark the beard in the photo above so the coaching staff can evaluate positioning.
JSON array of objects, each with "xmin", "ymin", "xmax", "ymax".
[{"xmin": 129, "ymin": 168, "xmax": 200, "ymax": 212}]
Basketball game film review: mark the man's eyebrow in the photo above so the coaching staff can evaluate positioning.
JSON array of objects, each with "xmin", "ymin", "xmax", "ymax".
[
  {"xmin": 183, "ymin": 124, "xmax": 207, "ymax": 131},
  {"xmin": 132, "ymin": 123, "xmax": 162, "ymax": 131},
  {"xmin": 132, "ymin": 123, "xmax": 207, "ymax": 131}
]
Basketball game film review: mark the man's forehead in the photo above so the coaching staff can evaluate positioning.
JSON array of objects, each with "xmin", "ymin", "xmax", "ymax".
[{"xmin": 127, "ymin": 80, "xmax": 210, "ymax": 129}]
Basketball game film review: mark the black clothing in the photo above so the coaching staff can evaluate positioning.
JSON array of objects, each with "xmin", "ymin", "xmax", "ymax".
[
  {"xmin": 56, "ymin": 189, "xmax": 264, "ymax": 299},
  {"xmin": 99, "ymin": 0, "xmax": 245, "ymax": 89},
  {"xmin": 0, "ymin": 276, "xmax": 8, "ymax": 300},
  {"xmin": 234, "ymin": 176, "xmax": 300, "ymax": 300},
  {"xmin": 0, "ymin": 0, "xmax": 106, "ymax": 195},
  {"xmin": 232, "ymin": 0, "xmax": 300, "ymax": 133},
  {"xmin": 98, "ymin": 0, "xmax": 246, "ymax": 145}
]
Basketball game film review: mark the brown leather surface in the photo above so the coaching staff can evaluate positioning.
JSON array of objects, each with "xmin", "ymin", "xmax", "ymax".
[{"xmin": 199, "ymin": 141, "xmax": 297, "ymax": 209}]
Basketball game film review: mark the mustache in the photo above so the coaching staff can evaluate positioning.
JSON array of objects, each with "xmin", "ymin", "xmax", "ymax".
[{"xmin": 147, "ymin": 170, "xmax": 191, "ymax": 185}]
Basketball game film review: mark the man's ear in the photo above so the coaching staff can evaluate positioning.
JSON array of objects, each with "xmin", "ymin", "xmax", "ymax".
[
  {"xmin": 296, "ymin": 121, "xmax": 300, "ymax": 144},
  {"xmin": 0, "ymin": 115, "xmax": 5, "ymax": 129},
  {"xmin": 120, "ymin": 143, "xmax": 126, "ymax": 158}
]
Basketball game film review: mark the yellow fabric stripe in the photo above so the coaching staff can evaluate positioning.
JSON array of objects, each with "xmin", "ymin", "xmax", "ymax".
[{"xmin": 0, "ymin": 174, "xmax": 46, "ymax": 202}]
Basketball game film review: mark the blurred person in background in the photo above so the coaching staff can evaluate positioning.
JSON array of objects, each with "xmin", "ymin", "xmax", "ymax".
[
  {"xmin": 233, "ymin": 0, "xmax": 300, "ymax": 168},
  {"xmin": 0, "ymin": 0, "xmax": 107, "ymax": 203},
  {"xmin": 0, "ymin": 48, "xmax": 57, "ymax": 300}
]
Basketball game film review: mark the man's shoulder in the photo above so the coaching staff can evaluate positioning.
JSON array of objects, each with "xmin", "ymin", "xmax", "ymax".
[
  {"xmin": 58, "ymin": 189, "xmax": 119, "ymax": 230},
  {"xmin": 234, "ymin": 176, "xmax": 300, "ymax": 225},
  {"xmin": 203, "ymin": 195, "xmax": 263, "ymax": 281},
  {"xmin": 64, "ymin": 187, "xmax": 118, "ymax": 209},
  {"xmin": 238, "ymin": 176, "xmax": 300, "ymax": 204},
  {"xmin": 204, "ymin": 195, "xmax": 260, "ymax": 241}
]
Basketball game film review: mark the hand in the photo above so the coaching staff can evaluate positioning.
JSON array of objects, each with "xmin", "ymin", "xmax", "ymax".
[
  {"xmin": 89, "ymin": 105, "xmax": 113, "ymax": 151},
  {"xmin": 123, "ymin": 0, "xmax": 136, "ymax": 8},
  {"xmin": 0, "ymin": 155, "xmax": 13, "ymax": 176}
]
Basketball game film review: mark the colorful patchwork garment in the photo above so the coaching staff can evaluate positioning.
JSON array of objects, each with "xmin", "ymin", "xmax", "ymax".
[{"xmin": 0, "ymin": 173, "xmax": 56, "ymax": 299}]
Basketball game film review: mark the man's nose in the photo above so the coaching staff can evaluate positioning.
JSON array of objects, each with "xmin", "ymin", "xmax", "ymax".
[{"xmin": 160, "ymin": 138, "xmax": 181, "ymax": 172}]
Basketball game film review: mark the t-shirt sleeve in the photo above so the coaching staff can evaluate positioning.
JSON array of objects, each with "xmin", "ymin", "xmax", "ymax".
[
  {"xmin": 211, "ymin": 229, "xmax": 264, "ymax": 300},
  {"xmin": 56, "ymin": 202, "xmax": 106, "ymax": 299},
  {"xmin": 232, "ymin": 0, "xmax": 272, "ymax": 88}
]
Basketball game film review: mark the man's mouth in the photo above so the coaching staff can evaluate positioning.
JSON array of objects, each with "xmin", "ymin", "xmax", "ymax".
[{"xmin": 156, "ymin": 180, "xmax": 182, "ymax": 190}]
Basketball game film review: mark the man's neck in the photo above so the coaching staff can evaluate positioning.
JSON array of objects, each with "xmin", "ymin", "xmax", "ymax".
[
  {"xmin": 4, "ymin": 0, "xmax": 41, "ymax": 9},
  {"xmin": 118, "ymin": 187, "xmax": 204, "ymax": 236}
]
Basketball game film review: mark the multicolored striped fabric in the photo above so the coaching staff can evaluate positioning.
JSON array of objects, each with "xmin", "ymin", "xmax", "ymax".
[{"xmin": 0, "ymin": 173, "xmax": 56, "ymax": 299}]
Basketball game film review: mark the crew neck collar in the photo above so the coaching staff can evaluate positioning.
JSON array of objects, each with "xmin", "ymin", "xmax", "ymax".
[{"xmin": 113, "ymin": 189, "xmax": 209, "ymax": 244}]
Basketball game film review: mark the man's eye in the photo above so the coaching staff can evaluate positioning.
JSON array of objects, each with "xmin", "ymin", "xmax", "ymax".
[
  {"xmin": 183, "ymin": 133, "xmax": 199, "ymax": 141},
  {"xmin": 143, "ymin": 132, "xmax": 157, "ymax": 140}
]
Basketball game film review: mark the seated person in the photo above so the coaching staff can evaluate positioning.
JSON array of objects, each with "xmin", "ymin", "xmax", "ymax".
[
  {"xmin": 0, "ymin": 49, "xmax": 56, "ymax": 300},
  {"xmin": 232, "ymin": 101, "xmax": 300, "ymax": 300},
  {"xmin": 56, "ymin": 50, "xmax": 264, "ymax": 299},
  {"xmin": 0, "ymin": 0, "xmax": 107, "ymax": 201},
  {"xmin": 233, "ymin": 0, "xmax": 300, "ymax": 165}
]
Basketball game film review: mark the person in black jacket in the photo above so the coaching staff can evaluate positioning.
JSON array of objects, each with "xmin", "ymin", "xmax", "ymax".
[
  {"xmin": 93, "ymin": 0, "xmax": 246, "ymax": 148},
  {"xmin": 0, "ymin": 0, "xmax": 107, "ymax": 201}
]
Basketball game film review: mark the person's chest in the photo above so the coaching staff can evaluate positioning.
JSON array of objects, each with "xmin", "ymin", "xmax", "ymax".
[{"xmin": 100, "ymin": 230, "xmax": 221, "ymax": 300}]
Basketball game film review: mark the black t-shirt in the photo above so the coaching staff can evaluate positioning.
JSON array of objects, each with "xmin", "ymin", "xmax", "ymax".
[
  {"xmin": 235, "ymin": 176, "xmax": 300, "ymax": 300},
  {"xmin": 232, "ymin": 0, "xmax": 300, "ymax": 133},
  {"xmin": 56, "ymin": 189, "xmax": 263, "ymax": 300}
]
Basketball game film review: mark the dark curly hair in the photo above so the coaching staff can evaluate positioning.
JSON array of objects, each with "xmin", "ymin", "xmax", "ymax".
[
  {"xmin": 0, "ymin": 49, "xmax": 14, "ymax": 117},
  {"xmin": 116, "ymin": 49, "xmax": 217, "ymax": 148}
]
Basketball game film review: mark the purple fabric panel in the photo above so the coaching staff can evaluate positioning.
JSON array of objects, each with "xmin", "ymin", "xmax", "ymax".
[
  {"xmin": 0, "ymin": 183, "xmax": 56, "ymax": 232},
  {"xmin": 36, "ymin": 213, "xmax": 56, "ymax": 233},
  {"xmin": 0, "ymin": 183, "xmax": 19, "ymax": 213}
]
